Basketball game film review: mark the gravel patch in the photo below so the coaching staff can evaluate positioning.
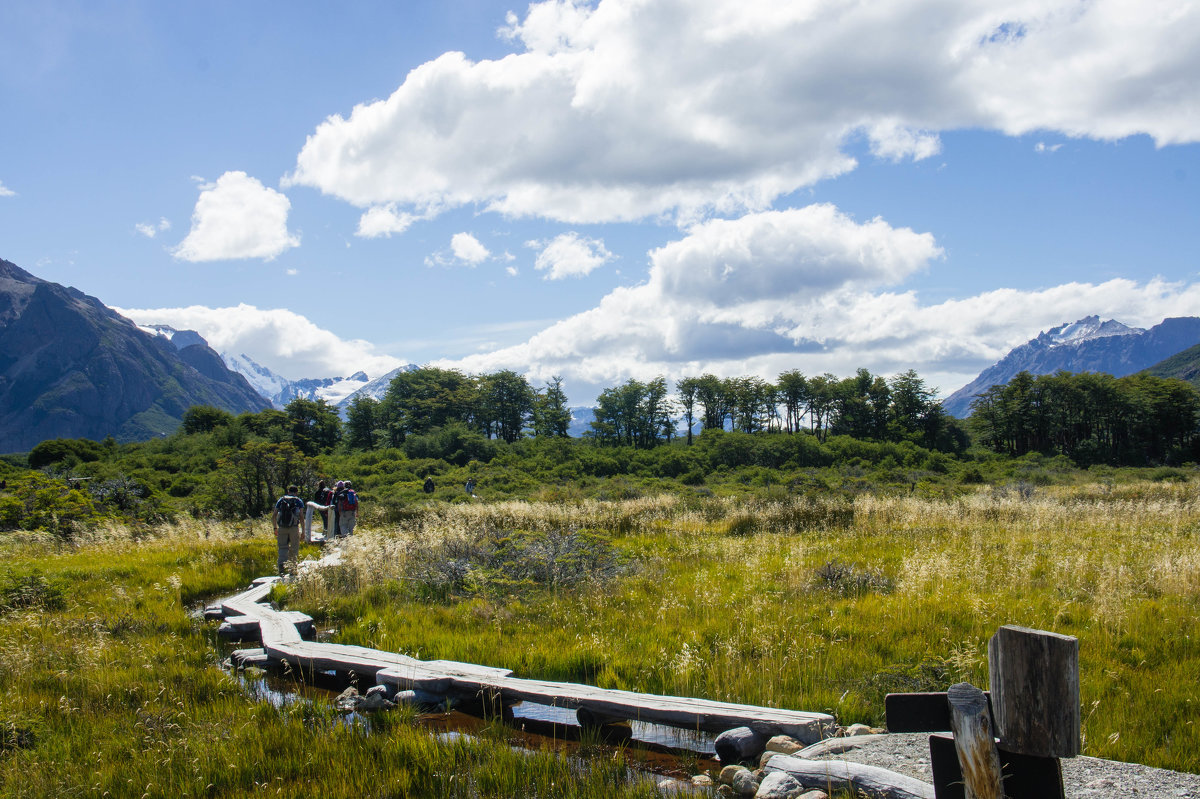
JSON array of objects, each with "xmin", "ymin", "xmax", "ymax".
[{"xmin": 797, "ymin": 733, "xmax": 1200, "ymax": 798}]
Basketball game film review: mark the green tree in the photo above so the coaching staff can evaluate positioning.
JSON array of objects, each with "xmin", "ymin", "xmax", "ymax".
[
  {"xmin": 378, "ymin": 367, "xmax": 475, "ymax": 445},
  {"xmin": 776, "ymin": 370, "xmax": 809, "ymax": 434},
  {"xmin": 284, "ymin": 397, "xmax": 342, "ymax": 455},
  {"xmin": 532, "ymin": 376, "xmax": 572, "ymax": 438},
  {"xmin": 344, "ymin": 395, "xmax": 380, "ymax": 450},
  {"xmin": 676, "ymin": 377, "xmax": 700, "ymax": 444},
  {"xmin": 479, "ymin": 370, "xmax": 535, "ymax": 443},
  {"xmin": 181, "ymin": 405, "xmax": 234, "ymax": 435},
  {"xmin": 213, "ymin": 442, "xmax": 318, "ymax": 518}
]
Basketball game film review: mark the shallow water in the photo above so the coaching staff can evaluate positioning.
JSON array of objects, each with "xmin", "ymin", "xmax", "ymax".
[{"xmin": 217, "ymin": 638, "xmax": 718, "ymax": 783}]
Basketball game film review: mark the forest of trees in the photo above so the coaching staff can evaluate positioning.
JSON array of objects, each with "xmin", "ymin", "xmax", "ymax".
[
  {"xmin": 169, "ymin": 365, "xmax": 1198, "ymax": 467},
  {"xmin": 968, "ymin": 370, "xmax": 1200, "ymax": 465},
  {"xmin": 8, "ymin": 364, "xmax": 1199, "ymax": 530}
]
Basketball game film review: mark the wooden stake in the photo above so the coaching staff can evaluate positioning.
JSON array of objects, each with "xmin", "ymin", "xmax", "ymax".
[{"xmin": 947, "ymin": 682, "xmax": 1004, "ymax": 799}]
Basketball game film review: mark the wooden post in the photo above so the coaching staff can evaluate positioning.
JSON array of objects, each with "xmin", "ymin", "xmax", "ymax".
[
  {"xmin": 947, "ymin": 682, "xmax": 1004, "ymax": 799},
  {"xmin": 988, "ymin": 625, "xmax": 1080, "ymax": 757}
]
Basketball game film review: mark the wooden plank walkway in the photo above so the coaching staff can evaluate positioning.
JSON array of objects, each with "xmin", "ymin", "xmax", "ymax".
[{"xmin": 219, "ymin": 579, "xmax": 834, "ymax": 743}]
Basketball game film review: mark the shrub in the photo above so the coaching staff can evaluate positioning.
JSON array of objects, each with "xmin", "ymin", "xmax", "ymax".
[{"xmin": 811, "ymin": 559, "xmax": 894, "ymax": 597}]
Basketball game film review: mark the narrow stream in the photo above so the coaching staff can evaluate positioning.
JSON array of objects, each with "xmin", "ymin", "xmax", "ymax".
[{"xmin": 211, "ymin": 626, "xmax": 719, "ymax": 786}]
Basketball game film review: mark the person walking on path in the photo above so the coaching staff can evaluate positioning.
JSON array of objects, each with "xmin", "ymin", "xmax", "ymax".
[
  {"xmin": 272, "ymin": 485, "xmax": 305, "ymax": 576},
  {"xmin": 465, "ymin": 477, "xmax": 477, "ymax": 498},
  {"xmin": 338, "ymin": 481, "xmax": 359, "ymax": 537},
  {"xmin": 313, "ymin": 480, "xmax": 333, "ymax": 534},
  {"xmin": 331, "ymin": 480, "xmax": 345, "ymax": 537}
]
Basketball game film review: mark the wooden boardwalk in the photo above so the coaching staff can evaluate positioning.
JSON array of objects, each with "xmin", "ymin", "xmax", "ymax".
[{"xmin": 218, "ymin": 578, "xmax": 834, "ymax": 743}]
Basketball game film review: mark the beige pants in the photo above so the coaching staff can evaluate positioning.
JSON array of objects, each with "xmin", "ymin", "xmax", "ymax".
[
  {"xmin": 339, "ymin": 511, "xmax": 356, "ymax": 537},
  {"xmin": 276, "ymin": 525, "xmax": 301, "ymax": 574}
]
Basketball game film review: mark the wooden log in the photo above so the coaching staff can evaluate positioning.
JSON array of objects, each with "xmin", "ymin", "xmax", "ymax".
[
  {"xmin": 763, "ymin": 754, "xmax": 935, "ymax": 799},
  {"xmin": 988, "ymin": 625, "xmax": 1080, "ymax": 757},
  {"xmin": 947, "ymin": 682, "xmax": 1004, "ymax": 799}
]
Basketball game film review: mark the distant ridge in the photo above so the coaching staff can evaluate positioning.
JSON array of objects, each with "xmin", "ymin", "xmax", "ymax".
[
  {"xmin": 942, "ymin": 315, "xmax": 1200, "ymax": 417},
  {"xmin": 1144, "ymin": 342, "xmax": 1200, "ymax": 390},
  {"xmin": 0, "ymin": 259, "xmax": 269, "ymax": 452}
]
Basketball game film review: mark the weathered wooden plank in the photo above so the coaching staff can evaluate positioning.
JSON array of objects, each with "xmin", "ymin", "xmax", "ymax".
[
  {"xmin": 988, "ymin": 626, "xmax": 1079, "ymax": 757},
  {"xmin": 929, "ymin": 734, "xmax": 1065, "ymax": 799},
  {"xmin": 763, "ymin": 754, "xmax": 935, "ymax": 799},
  {"xmin": 885, "ymin": 691, "xmax": 990, "ymax": 733},
  {"xmin": 221, "ymin": 577, "xmax": 833, "ymax": 742},
  {"xmin": 947, "ymin": 682, "xmax": 1003, "ymax": 799}
]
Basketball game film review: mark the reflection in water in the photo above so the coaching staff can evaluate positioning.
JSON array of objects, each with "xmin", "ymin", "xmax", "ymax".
[{"xmin": 221, "ymin": 650, "xmax": 718, "ymax": 782}]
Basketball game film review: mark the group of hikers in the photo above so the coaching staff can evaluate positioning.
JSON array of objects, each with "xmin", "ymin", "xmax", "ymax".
[
  {"xmin": 270, "ymin": 479, "xmax": 359, "ymax": 576},
  {"xmin": 272, "ymin": 476, "xmax": 481, "ymax": 576}
]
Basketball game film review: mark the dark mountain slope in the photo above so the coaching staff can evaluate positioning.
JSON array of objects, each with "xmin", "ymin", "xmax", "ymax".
[
  {"xmin": 1144, "ymin": 342, "xmax": 1200, "ymax": 390},
  {"xmin": 0, "ymin": 258, "xmax": 268, "ymax": 452}
]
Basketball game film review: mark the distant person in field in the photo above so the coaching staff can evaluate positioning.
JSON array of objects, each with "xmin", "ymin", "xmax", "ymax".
[
  {"xmin": 272, "ymin": 485, "xmax": 304, "ymax": 576},
  {"xmin": 465, "ymin": 477, "xmax": 477, "ymax": 498},
  {"xmin": 423, "ymin": 476, "xmax": 435, "ymax": 495},
  {"xmin": 313, "ymin": 479, "xmax": 333, "ymax": 534},
  {"xmin": 338, "ymin": 480, "xmax": 359, "ymax": 537}
]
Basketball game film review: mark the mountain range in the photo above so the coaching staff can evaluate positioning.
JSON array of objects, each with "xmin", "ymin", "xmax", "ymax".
[
  {"xmin": 940, "ymin": 315, "xmax": 1200, "ymax": 417},
  {"xmin": 0, "ymin": 258, "xmax": 268, "ymax": 452},
  {"xmin": 4, "ymin": 258, "xmax": 1200, "ymax": 451}
]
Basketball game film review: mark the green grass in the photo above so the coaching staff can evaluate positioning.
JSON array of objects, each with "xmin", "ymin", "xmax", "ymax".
[
  {"xmin": 3, "ymin": 480, "xmax": 1199, "ymax": 798},
  {"xmin": 286, "ymin": 485, "xmax": 1200, "ymax": 773},
  {"xmin": 0, "ymin": 523, "xmax": 668, "ymax": 798}
]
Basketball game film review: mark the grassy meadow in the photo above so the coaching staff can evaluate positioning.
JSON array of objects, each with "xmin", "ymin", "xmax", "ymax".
[{"xmin": 2, "ymin": 479, "xmax": 1199, "ymax": 796}]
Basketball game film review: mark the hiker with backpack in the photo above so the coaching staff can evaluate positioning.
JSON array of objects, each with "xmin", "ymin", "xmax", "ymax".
[
  {"xmin": 337, "ymin": 480, "xmax": 359, "ymax": 537},
  {"xmin": 272, "ymin": 485, "xmax": 305, "ymax": 576},
  {"xmin": 313, "ymin": 480, "xmax": 333, "ymax": 535}
]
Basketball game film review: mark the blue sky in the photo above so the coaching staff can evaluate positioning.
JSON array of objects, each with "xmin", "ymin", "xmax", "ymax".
[{"xmin": 2, "ymin": 0, "xmax": 1198, "ymax": 403}]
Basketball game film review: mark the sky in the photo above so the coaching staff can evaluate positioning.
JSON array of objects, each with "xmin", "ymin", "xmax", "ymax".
[{"xmin": 2, "ymin": 0, "xmax": 1198, "ymax": 404}]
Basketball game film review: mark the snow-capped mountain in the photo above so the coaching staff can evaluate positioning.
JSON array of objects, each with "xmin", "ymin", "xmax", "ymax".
[
  {"xmin": 942, "ymin": 315, "xmax": 1200, "ymax": 417},
  {"xmin": 218, "ymin": 352, "xmax": 376, "ymax": 410},
  {"xmin": 337, "ymin": 365, "xmax": 421, "ymax": 407},
  {"xmin": 217, "ymin": 351, "xmax": 419, "ymax": 411}
]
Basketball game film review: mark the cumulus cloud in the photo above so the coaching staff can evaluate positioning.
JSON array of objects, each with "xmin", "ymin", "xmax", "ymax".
[
  {"xmin": 172, "ymin": 171, "xmax": 300, "ymax": 262},
  {"xmin": 355, "ymin": 204, "xmax": 419, "ymax": 238},
  {"xmin": 439, "ymin": 205, "xmax": 1200, "ymax": 401},
  {"xmin": 451, "ymin": 232, "xmax": 491, "ymax": 265},
  {"xmin": 135, "ymin": 217, "xmax": 171, "ymax": 238},
  {"xmin": 115, "ymin": 304, "xmax": 404, "ymax": 380},
  {"xmin": 530, "ymin": 232, "xmax": 613, "ymax": 279},
  {"xmin": 283, "ymin": 0, "xmax": 1200, "ymax": 227},
  {"xmin": 0, "ymin": 180, "xmax": 15, "ymax": 197}
]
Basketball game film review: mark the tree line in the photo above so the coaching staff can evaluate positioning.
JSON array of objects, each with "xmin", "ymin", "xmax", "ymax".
[
  {"xmin": 593, "ymin": 368, "xmax": 965, "ymax": 453},
  {"xmin": 969, "ymin": 370, "xmax": 1200, "ymax": 465}
]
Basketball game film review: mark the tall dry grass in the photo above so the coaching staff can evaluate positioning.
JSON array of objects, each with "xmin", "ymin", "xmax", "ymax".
[{"xmin": 285, "ymin": 484, "xmax": 1200, "ymax": 773}]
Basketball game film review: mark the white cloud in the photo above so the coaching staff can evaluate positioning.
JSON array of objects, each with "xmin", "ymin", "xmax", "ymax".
[
  {"xmin": 355, "ymin": 204, "xmax": 418, "ymax": 238},
  {"xmin": 283, "ymin": 0, "xmax": 1200, "ymax": 227},
  {"xmin": 439, "ymin": 204, "xmax": 1200, "ymax": 402},
  {"xmin": 530, "ymin": 232, "xmax": 613, "ymax": 279},
  {"xmin": 451, "ymin": 232, "xmax": 491, "ymax": 265},
  {"xmin": 135, "ymin": 217, "xmax": 171, "ymax": 239},
  {"xmin": 1035, "ymin": 142, "xmax": 1063, "ymax": 153},
  {"xmin": 0, "ymin": 180, "xmax": 15, "ymax": 197},
  {"xmin": 115, "ymin": 304, "xmax": 404, "ymax": 380},
  {"xmin": 506, "ymin": 266, "xmax": 519, "ymax": 277},
  {"xmin": 172, "ymin": 171, "xmax": 300, "ymax": 262}
]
